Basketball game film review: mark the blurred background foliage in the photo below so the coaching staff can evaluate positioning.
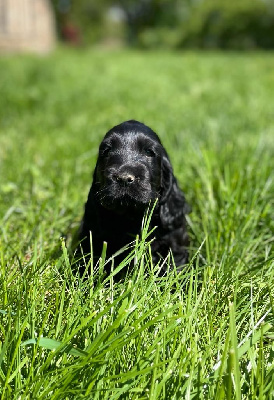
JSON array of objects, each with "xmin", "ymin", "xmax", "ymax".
[{"xmin": 51, "ymin": 0, "xmax": 274, "ymax": 50}]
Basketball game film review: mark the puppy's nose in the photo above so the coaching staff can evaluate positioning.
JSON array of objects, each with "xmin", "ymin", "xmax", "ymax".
[{"xmin": 114, "ymin": 173, "xmax": 135, "ymax": 185}]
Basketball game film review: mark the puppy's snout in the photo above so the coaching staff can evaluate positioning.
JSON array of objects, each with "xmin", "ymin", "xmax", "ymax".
[
  {"xmin": 108, "ymin": 163, "xmax": 146, "ymax": 187},
  {"xmin": 114, "ymin": 172, "xmax": 135, "ymax": 185}
]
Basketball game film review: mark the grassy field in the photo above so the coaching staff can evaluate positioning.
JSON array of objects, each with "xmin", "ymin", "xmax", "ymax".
[{"xmin": 0, "ymin": 49, "xmax": 273, "ymax": 399}]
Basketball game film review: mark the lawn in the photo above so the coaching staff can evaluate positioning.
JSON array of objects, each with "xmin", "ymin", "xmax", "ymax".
[{"xmin": 0, "ymin": 49, "xmax": 273, "ymax": 399}]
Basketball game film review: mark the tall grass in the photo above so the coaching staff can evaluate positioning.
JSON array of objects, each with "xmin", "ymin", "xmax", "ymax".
[{"xmin": 0, "ymin": 49, "xmax": 273, "ymax": 399}]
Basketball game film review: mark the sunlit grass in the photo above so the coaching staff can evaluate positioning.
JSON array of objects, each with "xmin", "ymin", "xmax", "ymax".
[{"xmin": 0, "ymin": 49, "xmax": 273, "ymax": 399}]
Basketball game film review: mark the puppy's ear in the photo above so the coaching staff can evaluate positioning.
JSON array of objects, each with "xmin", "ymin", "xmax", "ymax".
[
  {"xmin": 80, "ymin": 166, "xmax": 102, "ymax": 242},
  {"xmin": 160, "ymin": 154, "xmax": 173, "ymax": 204},
  {"xmin": 159, "ymin": 155, "xmax": 190, "ymax": 230},
  {"xmin": 89, "ymin": 164, "xmax": 100, "ymax": 198}
]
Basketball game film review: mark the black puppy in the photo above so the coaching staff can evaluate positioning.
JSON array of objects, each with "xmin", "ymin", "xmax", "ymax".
[{"xmin": 77, "ymin": 120, "xmax": 190, "ymax": 275}]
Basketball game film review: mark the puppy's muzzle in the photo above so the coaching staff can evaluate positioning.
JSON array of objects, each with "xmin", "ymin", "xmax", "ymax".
[
  {"xmin": 108, "ymin": 164, "xmax": 146, "ymax": 187},
  {"xmin": 113, "ymin": 172, "xmax": 135, "ymax": 185}
]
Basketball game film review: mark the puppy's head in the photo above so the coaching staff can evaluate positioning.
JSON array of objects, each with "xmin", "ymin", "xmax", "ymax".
[{"xmin": 92, "ymin": 120, "xmax": 168, "ymax": 214}]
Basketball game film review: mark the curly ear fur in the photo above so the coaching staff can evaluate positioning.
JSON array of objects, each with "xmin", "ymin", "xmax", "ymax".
[{"xmin": 159, "ymin": 155, "xmax": 190, "ymax": 230}]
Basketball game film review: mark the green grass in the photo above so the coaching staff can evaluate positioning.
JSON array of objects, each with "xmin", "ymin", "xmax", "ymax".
[{"xmin": 0, "ymin": 49, "xmax": 273, "ymax": 399}]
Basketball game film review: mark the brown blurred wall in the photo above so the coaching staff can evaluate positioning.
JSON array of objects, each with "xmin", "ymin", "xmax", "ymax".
[{"xmin": 0, "ymin": 0, "xmax": 56, "ymax": 53}]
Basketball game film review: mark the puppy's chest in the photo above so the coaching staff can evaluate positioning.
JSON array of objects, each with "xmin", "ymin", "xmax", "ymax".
[{"xmin": 99, "ymin": 215, "xmax": 141, "ymax": 242}]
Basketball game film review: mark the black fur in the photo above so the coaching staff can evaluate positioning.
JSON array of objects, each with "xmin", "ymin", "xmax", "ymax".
[{"xmin": 77, "ymin": 120, "xmax": 190, "ymax": 275}]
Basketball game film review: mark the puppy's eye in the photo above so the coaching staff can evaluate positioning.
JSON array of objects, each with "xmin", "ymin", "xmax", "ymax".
[
  {"xmin": 144, "ymin": 148, "xmax": 155, "ymax": 157},
  {"xmin": 101, "ymin": 146, "xmax": 111, "ymax": 156}
]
